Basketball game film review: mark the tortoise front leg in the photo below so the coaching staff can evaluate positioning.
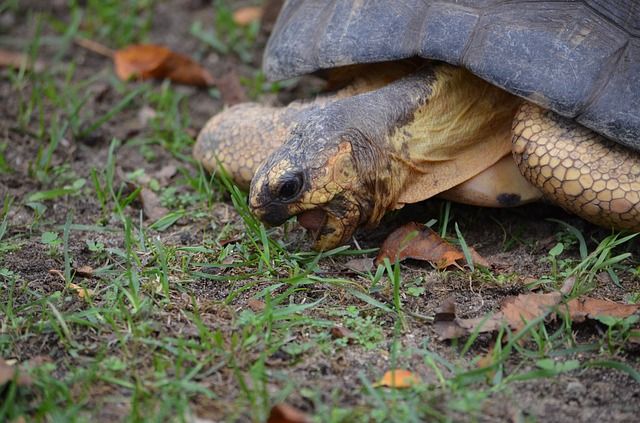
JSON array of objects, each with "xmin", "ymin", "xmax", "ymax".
[
  {"xmin": 512, "ymin": 103, "xmax": 640, "ymax": 231},
  {"xmin": 194, "ymin": 102, "xmax": 310, "ymax": 190}
]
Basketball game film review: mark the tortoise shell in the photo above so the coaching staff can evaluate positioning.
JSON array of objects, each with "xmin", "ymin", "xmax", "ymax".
[{"xmin": 263, "ymin": 0, "xmax": 640, "ymax": 151}]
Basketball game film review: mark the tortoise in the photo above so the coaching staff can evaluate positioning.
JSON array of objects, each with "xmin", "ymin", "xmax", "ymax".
[{"xmin": 194, "ymin": 0, "xmax": 640, "ymax": 250}]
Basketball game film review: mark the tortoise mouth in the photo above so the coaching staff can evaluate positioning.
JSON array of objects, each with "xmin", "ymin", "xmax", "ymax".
[{"xmin": 297, "ymin": 208, "xmax": 328, "ymax": 235}]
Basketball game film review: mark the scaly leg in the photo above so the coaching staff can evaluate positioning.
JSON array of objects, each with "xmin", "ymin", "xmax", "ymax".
[{"xmin": 512, "ymin": 103, "xmax": 640, "ymax": 231}]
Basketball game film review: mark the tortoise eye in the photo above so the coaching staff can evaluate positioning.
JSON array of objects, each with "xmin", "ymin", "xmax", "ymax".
[{"xmin": 276, "ymin": 172, "xmax": 304, "ymax": 201}]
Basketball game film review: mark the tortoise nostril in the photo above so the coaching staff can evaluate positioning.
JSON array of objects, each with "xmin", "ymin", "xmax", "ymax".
[{"xmin": 276, "ymin": 172, "xmax": 304, "ymax": 202}]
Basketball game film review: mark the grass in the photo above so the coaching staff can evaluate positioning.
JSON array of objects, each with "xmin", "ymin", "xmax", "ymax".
[{"xmin": 1, "ymin": 1, "xmax": 639, "ymax": 422}]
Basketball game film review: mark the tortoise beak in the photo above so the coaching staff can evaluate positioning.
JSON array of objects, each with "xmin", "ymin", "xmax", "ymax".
[{"xmin": 248, "ymin": 183, "xmax": 291, "ymax": 227}]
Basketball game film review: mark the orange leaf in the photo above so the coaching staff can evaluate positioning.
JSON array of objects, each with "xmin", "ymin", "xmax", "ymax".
[
  {"xmin": 566, "ymin": 298, "xmax": 639, "ymax": 323},
  {"xmin": 374, "ymin": 369, "xmax": 420, "ymax": 388},
  {"xmin": 232, "ymin": 6, "xmax": 263, "ymax": 26},
  {"xmin": 501, "ymin": 292, "xmax": 562, "ymax": 331},
  {"xmin": 375, "ymin": 222, "xmax": 463, "ymax": 269},
  {"xmin": 114, "ymin": 44, "xmax": 214, "ymax": 87},
  {"xmin": 267, "ymin": 403, "xmax": 311, "ymax": 423}
]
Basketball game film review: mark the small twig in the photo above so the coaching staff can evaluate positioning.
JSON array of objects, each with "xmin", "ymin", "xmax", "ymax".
[{"xmin": 74, "ymin": 37, "xmax": 115, "ymax": 58}]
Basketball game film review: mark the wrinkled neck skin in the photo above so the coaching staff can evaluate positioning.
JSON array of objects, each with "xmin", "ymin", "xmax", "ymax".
[
  {"xmin": 249, "ymin": 65, "xmax": 437, "ymax": 249},
  {"xmin": 250, "ymin": 63, "xmax": 518, "ymax": 250}
]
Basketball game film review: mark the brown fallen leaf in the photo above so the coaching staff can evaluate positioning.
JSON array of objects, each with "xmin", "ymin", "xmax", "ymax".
[
  {"xmin": 469, "ymin": 246, "xmax": 490, "ymax": 268},
  {"xmin": 0, "ymin": 48, "xmax": 45, "ymax": 72},
  {"xmin": 114, "ymin": 44, "xmax": 214, "ymax": 86},
  {"xmin": 433, "ymin": 298, "xmax": 503, "ymax": 340},
  {"xmin": 375, "ymin": 222, "xmax": 463, "ymax": 269},
  {"xmin": 330, "ymin": 325, "xmax": 355, "ymax": 341},
  {"xmin": 565, "ymin": 298, "xmax": 639, "ymax": 323},
  {"xmin": 140, "ymin": 187, "xmax": 169, "ymax": 221},
  {"xmin": 434, "ymin": 288, "xmax": 639, "ymax": 341},
  {"xmin": 75, "ymin": 265, "xmax": 94, "ymax": 278},
  {"xmin": 0, "ymin": 358, "xmax": 32, "ymax": 387},
  {"xmin": 501, "ymin": 292, "xmax": 562, "ymax": 331},
  {"xmin": 374, "ymin": 369, "xmax": 420, "ymax": 388},
  {"xmin": 232, "ymin": 6, "xmax": 263, "ymax": 26},
  {"xmin": 267, "ymin": 403, "xmax": 311, "ymax": 423},
  {"xmin": 215, "ymin": 69, "xmax": 248, "ymax": 105}
]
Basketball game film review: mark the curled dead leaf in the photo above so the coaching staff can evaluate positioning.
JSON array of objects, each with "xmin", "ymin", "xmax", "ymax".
[
  {"xmin": 374, "ymin": 369, "xmax": 420, "ymax": 388},
  {"xmin": 267, "ymin": 403, "xmax": 311, "ymax": 423},
  {"xmin": 565, "ymin": 298, "xmax": 639, "ymax": 323},
  {"xmin": 375, "ymin": 222, "xmax": 464, "ymax": 269},
  {"xmin": 232, "ymin": 6, "xmax": 263, "ymax": 26},
  {"xmin": 114, "ymin": 44, "xmax": 214, "ymax": 86}
]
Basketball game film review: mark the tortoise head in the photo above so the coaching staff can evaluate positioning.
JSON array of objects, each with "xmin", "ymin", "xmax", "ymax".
[{"xmin": 249, "ymin": 118, "xmax": 392, "ymax": 250}]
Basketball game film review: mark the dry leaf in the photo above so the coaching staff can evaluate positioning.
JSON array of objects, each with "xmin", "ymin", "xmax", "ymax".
[
  {"xmin": 215, "ymin": 69, "xmax": 248, "ymax": 105},
  {"xmin": 0, "ymin": 358, "xmax": 32, "ymax": 387},
  {"xmin": 565, "ymin": 298, "xmax": 639, "ymax": 323},
  {"xmin": 75, "ymin": 265, "xmax": 94, "ymax": 278},
  {"xmin": 68, "ymin": 283, "xmax": 94, "ymax": 299},
  {"xmin": 0, "ymin": 48, "xmax": 44, "ymax": 71},
  {"xmin": 501, "ymin": 292, "xmax": 562, "ymax": 331},
  {"xmin": 375, "ymin": 222, "xmax": 463, "ymax": 269},
  {"xmin": 374, "ymin": 369, "xmax": 420, "ymax": 388},
  {"xmin": 469, "ymin": 247, "xmax": 490, "ymax": 268},
  {"xmin": 330, "ymin": 325, "xmax": 354, "ymax": 341},
  {"xmin": 434, "ymin": 288, "xmax": 639, "ymax": 341},
  {"xmin": 140, "ymin": 187, "xmax": 169, "ymax": 221},
  {"xmin": 267, "ymin": 403, "xmax": 311, "ymax": 423},
  {"xmin": 114, "ymin": 44, "xmax": 214, "ymax": 86},
  {"xmin": 232, "ymin": 6, "xmax": 263, "ymax": 26},
  {"xmin": 433, "ymin": 298, "xmax": 503, "ymax": 340}
]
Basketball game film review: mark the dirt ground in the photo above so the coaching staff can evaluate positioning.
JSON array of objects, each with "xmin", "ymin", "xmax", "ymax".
[{"xmin": 1, "ymin": 1, "xmax": 639, "ymax": 422}]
